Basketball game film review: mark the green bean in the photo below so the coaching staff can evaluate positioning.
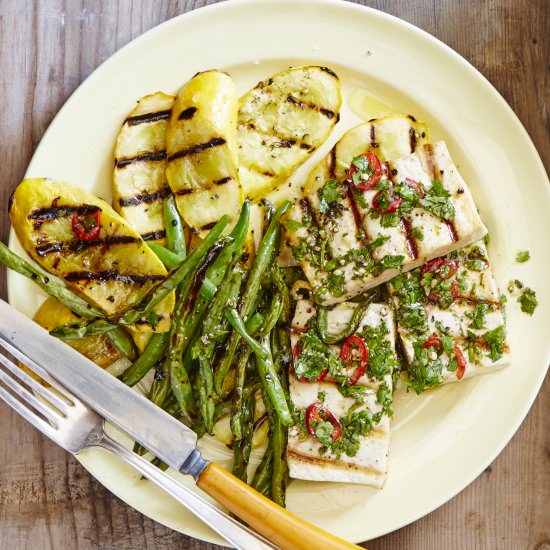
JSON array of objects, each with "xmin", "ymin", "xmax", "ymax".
[
  {"xmin": 50, "ymin": 319, "xmax": 117, "ymax": 339},
  {"xmin": 259, "ymin": 293, "xmax": 283, "ymax": 337},
  {"xmin": 197, "ymin": 357, "xmax": 215, "ymax": 433},
  {"xmin": 224, "ymin": 307, "xmax": 292, "ymax": 426},
  {"xmin": 232, "ymin": 391, "xmax": 254, "ymax": 482},
  {"xmin": 163, "ymin": 195, "xmax": 187, "ymax": 257},
  {"xmin": 121, "ymin": 215, "xmax": 228, "ymax": 326},
  {"xmin": 50, "ymin": 319, "xmax": 136, "ymax": 360},
  {"xmin": 199, "ymin": 202, "xmax": 249, "ymax": 301},
  {"xmin": 271, "ymin": 264, "xmax": 291, "ymax": 324},
  {"xmin": 245, "ymin": 311, "xmax": 264, "ymax": 336},
  {"xmin": 224, "ymin": 308, "xmax": 268, "ymax": 358},
  {"xmin": 214, "ymin": 201, "xmax": 290, "ymax": 394},
  {"xmin": 191, "ymin": 265, "xmax": 243, "ymax": 361},
  {"xmin": 230, "ymin": 348, "xmax": 253, "ymax": 440},
  {"xmin": 0, "ymin": 241, "xmax": 104, "ymax": 319},
  {"xmin": 122, "ymin": 331, "xmax": 169, "ymax": 386},
  {"xmin": 261, "ymin": 381, "xmax": 287, "ymax": 507},
  {"xmin": 147, "ymin": 243, "xmax": 185, "ymax": 270},
  {"xmin": 107, "ymin": 327, "xmax": 137, "ymax": 361},
  {"xmin": 251, "ymin": 441, "xmax": 273, "ymax": 496},
  {"xmin": 316, "ymin": 294, "xmax": 375, "ymax": 344}
]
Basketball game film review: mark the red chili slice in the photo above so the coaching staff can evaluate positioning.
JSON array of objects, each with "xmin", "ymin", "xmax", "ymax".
[
  {"xmin": 292, "ymin": 341, "xmax": 328, "ymax": 382},
  {"xmin": 305, "ymin": 403, "xmax": 343, "ymax": 442},
  {"xmin": 454, "ymin": 346, "xmax": 466, "ymax": 380},
  {"xmin": 340, "ymin": 334, "xmax": 369, "ymax": 385},
  {"xmin": 422, "ymin": 335, "xmax": 442, "ymax": 350},
  {"xmin": 451, "ymin": 279, "xmax": 459, "ymax": 300},
  {"xmin": 420, "ymin": 258, "xmax": 458, "ymax": 279},
  {"xmin": 72, "ymin": 210, "xmax": 101, "ymax": 241},
  {"xmin": 372, "ymin": 190, "xmax": 402, "ymax": 214},
  {"xmin": 405, "ymin": 177, "xmax": 425, "ymax": 198},
  {"xmin": 347, "ymin": 152, "xmax": 382, "ymax": 190}
]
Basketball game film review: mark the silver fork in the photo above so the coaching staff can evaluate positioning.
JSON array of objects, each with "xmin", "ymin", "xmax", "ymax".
[{"xmin": 0, "ymin": 335, "xmax": 276, "ymax": 550}]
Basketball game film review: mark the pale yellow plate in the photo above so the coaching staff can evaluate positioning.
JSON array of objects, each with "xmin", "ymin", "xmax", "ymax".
[{"xmin": 7, "ymin": 0, "xmax": 550, "ymax": 545}]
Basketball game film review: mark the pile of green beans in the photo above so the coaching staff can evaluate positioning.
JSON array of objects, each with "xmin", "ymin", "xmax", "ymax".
[{"xmin": 0, "ymin": 199, "xmax": 296, "ymax": 507}]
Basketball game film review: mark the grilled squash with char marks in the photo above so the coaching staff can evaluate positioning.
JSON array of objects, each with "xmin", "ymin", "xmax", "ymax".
[
  {"xmin": 9, "ymin": 178, "xmax": 174, "ymax": 332},
  {"xmin": 238, "ymin": 65, "xmax": 342, "ymax": 199},
  {"xmin": 34, "ymin": 297, "xmax": 124, "ymax": 367},
  {"xmin": 166, "ymin": 70, "xmax": 242, "ymax": 235},
  {"xmin": 113, "ymin": 92, "xmax": 174, "ymax": 245}
]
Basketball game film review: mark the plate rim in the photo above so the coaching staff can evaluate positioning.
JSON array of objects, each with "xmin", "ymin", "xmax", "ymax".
[{"xmin": 7, "ymin": 0, "xmax": 550, "ymax": 544}]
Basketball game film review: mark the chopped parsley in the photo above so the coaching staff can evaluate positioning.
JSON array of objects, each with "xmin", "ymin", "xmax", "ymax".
[
  {"xmin": 518, "ymin": 287, "xmax": 538, "ymax": 315},
  {"xmin": 482, "ymin": 325, "xmax": 507, "ymax": 361},
  {"xmin": 284, "ymin": 218, "xmax": 301, "ymax": 232},
  {"xmin": 469, "ymin": 302, "xmax": 490, "ymax": 329},
  {"xmin": 293, "ymin": 328, "xmax": 343, "ymax": 382},
  {"xmin": 318, "ymin": 179, "xmax": 346, "ymax": 215},
  {"xmin": 412, "ymin": 227, "xmax": 424, "ymax": 241},
  {"xmin": 516, "ymin": 250, "xmax": 530, "ymax": 263},
  {"xmin": 406, "ymin": 340, "xmax": 444, "ymax": 394},
  {"xmin": 421, "ymin": 180, "xmax": 455, "ymax": 221},
  {"xmin": 377, "ymin": 254, "xmax": 405, "ymax": 272}
]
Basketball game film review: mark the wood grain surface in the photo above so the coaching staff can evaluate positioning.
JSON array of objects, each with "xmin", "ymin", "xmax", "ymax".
[{"xmin": 0, "ymin": 1, "xmax": 548, "ymax": 549}]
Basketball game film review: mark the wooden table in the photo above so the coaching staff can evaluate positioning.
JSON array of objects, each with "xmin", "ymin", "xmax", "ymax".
[{"xmin": 0, "ymin": 1, "xmax": 548, "ymax": 548}]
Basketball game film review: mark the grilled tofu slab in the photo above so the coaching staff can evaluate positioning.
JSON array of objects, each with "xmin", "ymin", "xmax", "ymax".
[
  {"xmin": 387, "ymin": 241, "xmax": 510, "ymax": 392},
  {"xmin": 287, "ymin": 299, "xmax": 398, "ymax": 487},
  {"xmin": 9, "ymin": 178, "xmax": 174, "ymax": 331},
  {"xmin": 113, "ymin": 92, "xmax": 174, "ymax": 245},
  {"xmin": 237, "ymin": 66, "xmax": 342, "ymax": 199},
  {"xmin": 166, "ymin": 70, "xmax": 242, "ymax": 235},
  {"xmin": 284, "ymin": 117, "xmax": 487, "ymax": 305}
]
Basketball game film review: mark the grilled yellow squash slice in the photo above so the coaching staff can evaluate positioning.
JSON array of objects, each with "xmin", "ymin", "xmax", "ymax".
[
  {"xmin": 9, "ymin": 178, "xmax": 174, "ymax": 331},
  {"xmin": 34, "ymin": 297, "xmax": 124, "ymax": 367},
  {"xmin": 166, "ymin": 70, "xmax": 242, "ymax": 235},
  {"xmin": 113, "ymin": 92, "xmax": 174, "ymax": 245},
  {"xmin": 306, "ymin": 115, "xmax": 430, "ymax": 189},
  {"xmin": 237, "ymin": 66, "xmax": 342, "ymax": 199}
]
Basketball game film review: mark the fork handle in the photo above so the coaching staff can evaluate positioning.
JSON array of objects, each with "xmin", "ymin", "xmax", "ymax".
[
  {"xmin": 96, "ymin": 434, "xmax": 275, "ymax": 550},
  {"xmin": 197, "ymin": 462, "xmax": 360, "ymax": 550}
]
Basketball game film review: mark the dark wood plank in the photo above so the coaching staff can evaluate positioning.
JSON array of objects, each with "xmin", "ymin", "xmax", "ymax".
[{"xmin": 0, "ymin": 1, "xmax": 548, "ymax": 549}]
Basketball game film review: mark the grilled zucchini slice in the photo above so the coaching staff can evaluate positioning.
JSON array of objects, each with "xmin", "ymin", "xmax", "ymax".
[
  {"xmin": 166, "ymin": 70, "xmax": 242, "ymax": 235},
  {"xmin": 113, "ymin": 92, "xmax": 174, "ymax": 245},
  {"xmin": 9, "ymin": 178, "xmax": 174, "ymax": 331},
  {"xmin": 237, "ymin": 65, "xmax": 342, "ymax": 199}
]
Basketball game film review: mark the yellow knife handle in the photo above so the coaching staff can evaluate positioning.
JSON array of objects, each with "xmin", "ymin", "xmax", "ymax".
[{"xmin": 196, "ymin": 462, "xmax": 361, "ymax": 550}]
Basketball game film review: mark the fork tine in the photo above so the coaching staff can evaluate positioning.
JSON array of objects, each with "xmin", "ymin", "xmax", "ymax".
[
  {"xmin": 0, "ymin": 354, "xmax": 63, "ymax": 426},
  {"xmin": 0, "ymin": 378, "xmax": 60, "ymax": 440},
  {"xmin": 0, "ymin": 348, "xmax": 71, "ymax": 415},
  {"xmin": 0, "ymin": 334, "xmax": 74, "ymax": 404}
]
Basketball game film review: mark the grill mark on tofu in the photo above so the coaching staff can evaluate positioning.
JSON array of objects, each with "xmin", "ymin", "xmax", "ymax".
[
  {"xmin": 65, "ymin": 270, "xmax": 164, "ymax": 284},
  {"xmin": 35, "ymin": 235, "xmax": 139, "ymax": 256},
  {"xmin": 286, "ymin": 94, "xmax": 336, "ymax": 119},
  {"xmin": 141, "ymin": 230, "xmax": 166, "ymax": 241},
  {"xmin": 177, "ymin": 106, "xmax": 197, "ymax": 120},
  {"xmin": 125, "ymin": 109, "xmax": 172, "ymax": 126},
  {"xmin": 200, "ymin": 221, "xmax": 217, "ymax": 231},
  {"xmin": 115, "ymin": 150, "xmax": 167, "ymax": 169},
  {"xmin": 29, "ymin": 203, "xmax": 101, "ymax": 229},
  {"xmin": 167, "ymin": 137, "xmax": 226, "ymax": 161},
  {"xmin": 118, "ymin": 186, "xmax": 171, "ymax": 208},
  {"xmin": 400, "ymin": 218, "xmax": 418, "ymax": 259},
  {"xmin": 328, "ymin": 148, "xmax": 337, "ymax": 179}
]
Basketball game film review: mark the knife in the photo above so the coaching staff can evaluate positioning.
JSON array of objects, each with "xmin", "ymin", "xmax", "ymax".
[{"xmin": 0, "ymin": 299, "xmax": 359, "ymax": 550}]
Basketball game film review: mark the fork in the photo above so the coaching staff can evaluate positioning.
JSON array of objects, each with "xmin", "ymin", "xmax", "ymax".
[{"xmin": 0, "ymin": 335, "xmax": 276, "ymax": 550}]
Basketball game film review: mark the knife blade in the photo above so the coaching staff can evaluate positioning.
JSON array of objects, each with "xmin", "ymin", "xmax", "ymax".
[{"xmin": 0, "ymin": 298, "xmax": 201, "ymax": 473}]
